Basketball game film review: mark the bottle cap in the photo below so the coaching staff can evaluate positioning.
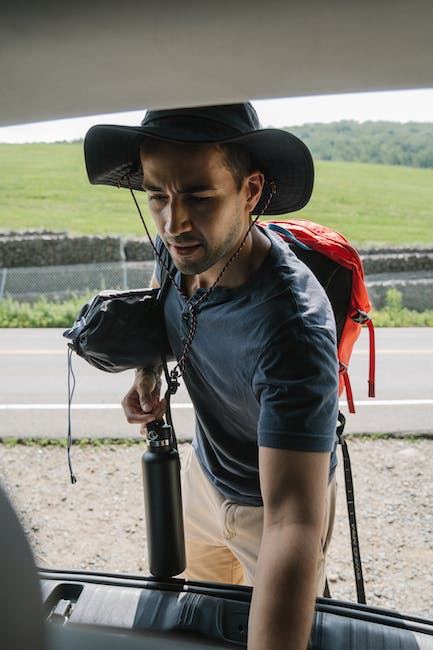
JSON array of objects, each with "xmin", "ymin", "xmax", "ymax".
[{"xmin": 146, "ymin": 421, "xmax": 172, "ymax": 448}]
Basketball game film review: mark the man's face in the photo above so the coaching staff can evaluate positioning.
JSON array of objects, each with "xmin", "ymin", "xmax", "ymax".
[{"xmin": 140, "ymin": 142, "xmax": 254, "ymax": 276}]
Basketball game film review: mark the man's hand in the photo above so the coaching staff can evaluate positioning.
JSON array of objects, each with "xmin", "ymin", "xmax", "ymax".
[{"xmin": 121, "ymin": 366, "xmax": 166, "ymax": 435}]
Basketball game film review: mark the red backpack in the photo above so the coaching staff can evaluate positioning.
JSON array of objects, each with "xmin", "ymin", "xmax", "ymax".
[{"xmin": 258, "ymin": 219, "xmax": 375, "ymax": 413}]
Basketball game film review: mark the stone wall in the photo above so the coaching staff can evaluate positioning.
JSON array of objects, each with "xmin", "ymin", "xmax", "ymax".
[
  {"xmin": 361, "ymin": 252, "xmax": 433, "ymax": 275},
  {"xmin": 0, "ymin": 232, "xmax": 153, "ymax": 267},
  {"xmin": 2, "ymin": 231, "xmax": 432, "ymax": 270},
  {"xmin": 1, "ymin": 232, "xmax": 432, "ymax": 310}
]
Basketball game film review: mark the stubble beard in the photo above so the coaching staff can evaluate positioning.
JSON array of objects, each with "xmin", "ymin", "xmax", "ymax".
[{"xmin": 168, "ymin": 218, "xmax": 246, "ymax": 277}]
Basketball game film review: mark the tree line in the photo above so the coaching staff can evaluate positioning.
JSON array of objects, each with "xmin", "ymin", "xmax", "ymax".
[
  {"xmin": 284, "ymin": 121, "xmax": 433, "ymax": 169},
  {"xmin": 65, "ymin": 120, "xmax": 433, "ymax": 168}
]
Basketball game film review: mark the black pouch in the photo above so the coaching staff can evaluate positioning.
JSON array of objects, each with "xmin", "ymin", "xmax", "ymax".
[{"xmin": 63, "ymin": 287, "xmax": 173, "ymax": 372}]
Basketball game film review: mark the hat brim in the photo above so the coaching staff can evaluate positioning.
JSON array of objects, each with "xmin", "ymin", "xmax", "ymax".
[{"xmin": 84, "ymin": 124, "xmax": 314, "ymax": 215}]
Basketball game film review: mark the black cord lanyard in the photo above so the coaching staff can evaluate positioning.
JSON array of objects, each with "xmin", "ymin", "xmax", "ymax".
[{"xmin": 66, "ymin": 348, "xmax": 77, "ymax": 484}]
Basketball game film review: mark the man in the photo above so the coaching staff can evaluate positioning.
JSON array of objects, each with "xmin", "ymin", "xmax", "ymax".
[{"xmin": 84, "ymin": 103, "xmax": 339, "ymax": 650}]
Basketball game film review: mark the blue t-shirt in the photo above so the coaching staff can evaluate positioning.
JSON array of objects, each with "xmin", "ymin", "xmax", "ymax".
[{"xmin": 156, "ymin": 229, "xmax": 339, "ymax": 505}]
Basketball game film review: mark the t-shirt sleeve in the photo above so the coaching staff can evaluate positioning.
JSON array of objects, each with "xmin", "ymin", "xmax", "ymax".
[{"xmin": 253, "ymin": 321, "xmax": 339, "ymax": 453}]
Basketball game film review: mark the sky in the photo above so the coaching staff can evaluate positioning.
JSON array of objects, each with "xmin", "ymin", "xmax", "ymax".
[{"xmin": 0, "ymin": 88, "xmax": 432, "ymax": 143}]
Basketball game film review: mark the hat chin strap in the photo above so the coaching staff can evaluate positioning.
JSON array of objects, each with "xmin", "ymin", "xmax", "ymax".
[{"xmin": 126, "ymin": 174, "xmax": 277, "ymax": 378}]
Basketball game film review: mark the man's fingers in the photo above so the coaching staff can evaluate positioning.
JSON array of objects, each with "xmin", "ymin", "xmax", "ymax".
[
  {"xmin": 137, "ymin": 387, "xmax": 156, "ymax": 413},
  {"xmin": 121, "ymin": 386, "xmax": 166, "ymax": 425},
  {"xmin": 137, "ymin": 399, "xmax": 167, "ymax": 435},
  {"xmin": 140, "ymin": 423, "xmax": 148, "ymax": 437},
  {"xmin": 138, "ymin": 398, "xmax": 167, "ymax": 437},
  {"xmin": 151, "ymin": 398, "xmax": 166, "ymax": 420},
  {"xmin": 121, "ymin": 388, "xmax": 152, "ymax": 424},
  {"xmin": 122, "ymin": 366, "xmax": 165, "ymax": 426}
]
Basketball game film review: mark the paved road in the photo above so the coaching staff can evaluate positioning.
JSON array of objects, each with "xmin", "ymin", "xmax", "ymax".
[{"xmin": 0, "ymin": 328, "xmax": 432, "ymax": 439}]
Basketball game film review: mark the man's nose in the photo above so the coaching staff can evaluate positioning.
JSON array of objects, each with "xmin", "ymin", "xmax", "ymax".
[{"xmin": 165, "ymin": 198, "xmax": 192, "ymax": 236}]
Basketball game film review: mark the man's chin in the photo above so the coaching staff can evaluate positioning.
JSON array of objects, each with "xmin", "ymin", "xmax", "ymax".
[
  {"xmin": 173, "ymin": 254, "xmax": 217, "ymax": 276},
  {"xmin": 173, "ymin": 259, "xmax": 209, "ymax": 275}
]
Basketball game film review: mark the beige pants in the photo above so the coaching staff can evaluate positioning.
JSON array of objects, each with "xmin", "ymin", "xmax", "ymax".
[{"xmin": 181, "ymin": 444, "xmax": 337, "ymax": 595}]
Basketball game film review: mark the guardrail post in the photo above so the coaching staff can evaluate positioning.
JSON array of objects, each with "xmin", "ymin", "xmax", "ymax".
[
  {"xmin": 0, "ymin": 268, "xmax": 7, "ymax": 300},
  {"xmin": 122, "ymin": 261, "xmax": 128, "ymax": 289}
]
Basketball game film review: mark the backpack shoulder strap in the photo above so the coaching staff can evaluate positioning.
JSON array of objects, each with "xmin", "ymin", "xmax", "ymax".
[{"xmin": 259, "ymin": 218, "xmax": 375, "ymax": 410}]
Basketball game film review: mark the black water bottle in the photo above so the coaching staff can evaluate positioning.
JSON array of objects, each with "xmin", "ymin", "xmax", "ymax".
[{"xmin": 141, "ymin": 419, "xmax": 186, "ymax": 578}]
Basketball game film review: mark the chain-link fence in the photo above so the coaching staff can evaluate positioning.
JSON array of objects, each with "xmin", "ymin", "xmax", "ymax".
[
  {"xmin": 0, "ymin": 261, "xmax": 155, "ymax": 301},
  {"xmin": 2, "ymin": 260, "xmax": 433, "ymax": 311},
  {"xmin": 1, "ymin": 233, "xmax": 433, "ymax": 309}
]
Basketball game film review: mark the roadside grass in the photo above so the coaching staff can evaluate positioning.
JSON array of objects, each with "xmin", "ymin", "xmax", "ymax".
[
  {"xmin": 0, "ymin": 433, "xmax": 429, "ymax": 448},
  {"xmin": 0, "ymin": 293, "xmax": 92, "ymax": 328},
  {"xmin": 369, "ymin": 289, "xmax": 433, "ymax": 326},
  {"xmin": 0, "ymin": 437, "xmax": 141, "ymax": 448},
  {"xmin": 1, "ymin": 144, "xmax": 432, "ymax": 246},
  {"xmin": 0, "ymin": 288, "xmax": 432, "ymax": 328}
]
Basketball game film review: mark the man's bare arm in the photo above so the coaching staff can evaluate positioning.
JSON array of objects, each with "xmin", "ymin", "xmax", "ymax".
[
  {"xmin": 121, "ymin": 271, "xmax": 165, "ymax": 432},
  {"xmin": 248, "ymin": 447, "xmax": 330, "ymax": 650},
  {"xmin": 149, "ymin": 272, "xmax": 160, "ymax": 290}
]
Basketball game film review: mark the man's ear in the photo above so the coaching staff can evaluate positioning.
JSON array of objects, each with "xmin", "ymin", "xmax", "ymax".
[{"xmin": 245, "ymin": 171, "xmax": 265, "ymax": 213}]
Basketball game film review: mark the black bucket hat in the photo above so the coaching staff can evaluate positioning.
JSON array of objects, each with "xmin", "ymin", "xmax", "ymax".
[{"xmin": 84, "ymin": 102, "xmax": 314, "ymax": 215}]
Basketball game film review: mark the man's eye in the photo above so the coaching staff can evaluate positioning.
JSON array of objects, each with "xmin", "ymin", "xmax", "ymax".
[
  {"xmin": 189, "ymin": 196, "xmax": 211, "ymax": 203},
  {"xmin": 149, "ymin": 194, "xmax": 167, "ymax": 202}
]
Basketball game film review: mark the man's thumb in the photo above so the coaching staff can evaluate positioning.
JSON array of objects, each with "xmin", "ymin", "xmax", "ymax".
[{"xmin": 140, "ymin": 398, "xmax": 154, "ymax": 414}]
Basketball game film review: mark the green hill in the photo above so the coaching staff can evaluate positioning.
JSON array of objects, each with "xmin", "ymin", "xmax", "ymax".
[
  {"xmin": 0, "ymin": 143, "xmax": 432, "ymax": 246},
  {"xmin": 286, "ymin": 121, "xmax": 433, "ymax": 169}
]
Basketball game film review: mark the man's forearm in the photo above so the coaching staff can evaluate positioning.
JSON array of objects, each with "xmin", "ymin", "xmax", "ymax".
[{"xmin": 247, "ymin": 523, "xmax": 320, "ymax": 650}]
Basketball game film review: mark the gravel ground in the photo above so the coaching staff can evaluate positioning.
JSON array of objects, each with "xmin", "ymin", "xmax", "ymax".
[{"xmin": 1, "ymin": 438, "xmax": 432, "ymax": 619}]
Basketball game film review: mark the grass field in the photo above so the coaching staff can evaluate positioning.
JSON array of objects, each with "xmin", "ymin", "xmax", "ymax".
[{"xmin": 0, "ymin": 143, "xmax": 432, "ymax": 246}]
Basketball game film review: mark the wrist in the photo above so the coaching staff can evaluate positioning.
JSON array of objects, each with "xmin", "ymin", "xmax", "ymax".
[{"xmin": 135, "ymin": 365, "xmax": 163, "ymax": 380}]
